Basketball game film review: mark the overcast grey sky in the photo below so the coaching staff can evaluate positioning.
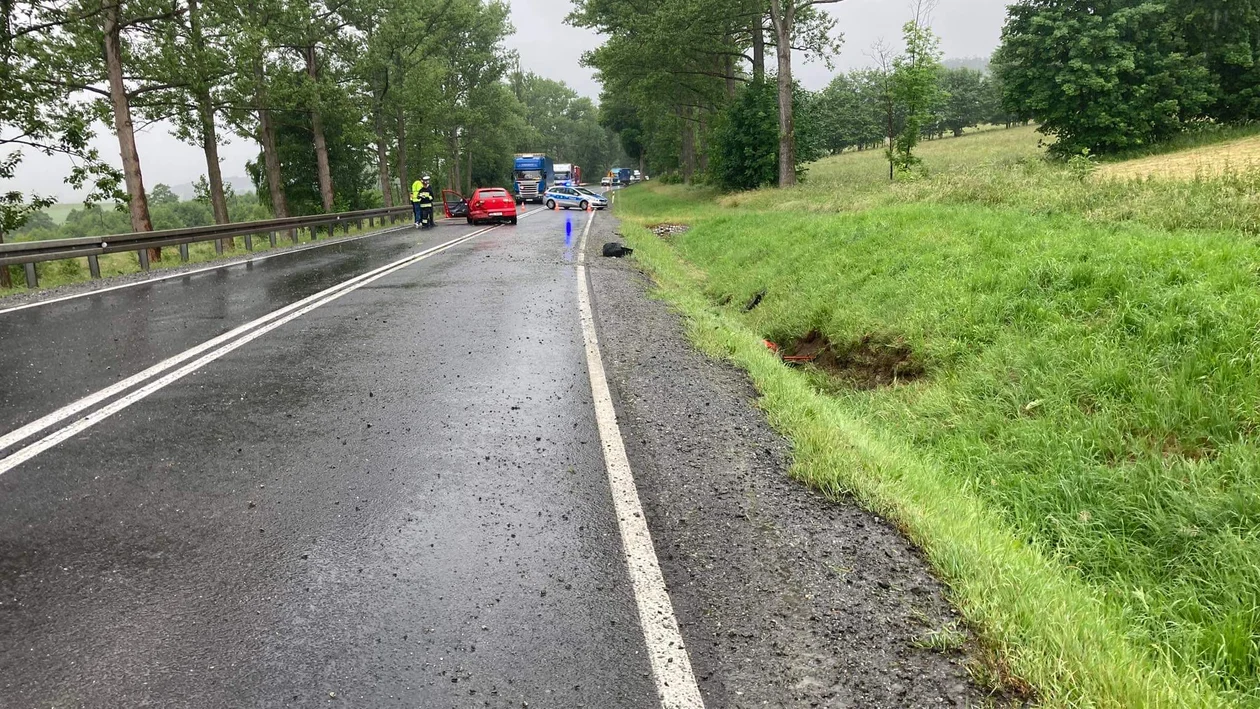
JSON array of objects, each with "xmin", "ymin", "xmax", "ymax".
[{"xmin": 8, "ymin": 0, "xmax": 1009, "ymax": 201}]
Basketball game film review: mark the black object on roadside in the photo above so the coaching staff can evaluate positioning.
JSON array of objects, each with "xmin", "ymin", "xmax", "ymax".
[
  {"xmin": 744, "ymin": 288, "xmax": 767, "ymax": 311},
  {"xmin": 602, "ymin": 242, "xmax": 634, "ymax": 258}
]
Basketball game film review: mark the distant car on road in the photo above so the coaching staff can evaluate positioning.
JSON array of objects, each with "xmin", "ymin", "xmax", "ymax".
[
  {"xmin": 445, "ymin": 187, "xmax": 518, "ymax": 225},
  {"xmin": 600, "ymin": 176, "xmax": 613, "ymax": 187},
  {"xmin": 544, "ymin": 186, "xmax": 608, "ymax": 211}
]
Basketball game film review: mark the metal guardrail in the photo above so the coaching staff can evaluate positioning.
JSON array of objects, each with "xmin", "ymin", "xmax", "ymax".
[{"xmin": 0, "ymin": 205, "xmax": 414, "ymax": 288}]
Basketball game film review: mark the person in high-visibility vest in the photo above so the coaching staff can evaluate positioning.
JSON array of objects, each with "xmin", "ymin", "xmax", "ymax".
[
  {"xmin": 409, "ymin": 177, "xmax": 425, "ymax": 227},
  {"xmin": 416, "ymin": 176, "xmax": 435, "ymax": 229}
]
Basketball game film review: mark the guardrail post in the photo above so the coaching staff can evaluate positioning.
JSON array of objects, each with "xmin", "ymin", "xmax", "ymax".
[
  {"xmin": 138, "ymin": 249, "xmax": 150, "ymax": 271},
  {"xmin": 23, "ymin": 263, "xmax": 38, "ymax": 289},
  {"xmin": 269, "ymin": 231, "xmax": 277, "ymax": 247},
  {"xmin": 214, "ymin": 238, "xmax": 224, "ymax": 255},
  {"xmin": 245, "ymin": 234, "xmax": 254, "ymax": 251},
  {"xmin": 179, "ymin": 244, "xmax": 189, "ymax": 262},
  {"xmin": 88, "ymin": 255, "xmax": 101, "ymax": 279}
]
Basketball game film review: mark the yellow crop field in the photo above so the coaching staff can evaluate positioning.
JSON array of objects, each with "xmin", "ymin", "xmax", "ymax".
[{"xmin": 1099, "ymin": 134, "xmax": 1260, "ymax": 179}]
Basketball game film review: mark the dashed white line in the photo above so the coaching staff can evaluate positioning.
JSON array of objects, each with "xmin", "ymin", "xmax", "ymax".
[{"xmin": 575, "ymin": 208, "xmax": 706, "ymax": 709}]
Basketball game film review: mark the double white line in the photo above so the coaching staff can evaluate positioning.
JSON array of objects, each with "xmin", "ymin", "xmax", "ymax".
[{"xmin": 0, "ymin": 219, "xmax": 518, "ymax": 476}]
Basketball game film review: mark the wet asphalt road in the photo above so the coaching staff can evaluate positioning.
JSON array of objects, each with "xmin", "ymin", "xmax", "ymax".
[
  {"xmin": 0, "ymin": 209, "xmax": 660, "ymax": 706},
  {"xmin": 0, "ymin": 219, "xmax": 482, "ymax": 436}
]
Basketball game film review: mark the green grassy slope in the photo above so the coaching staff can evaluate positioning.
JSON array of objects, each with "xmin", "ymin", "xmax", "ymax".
[{"xmin": 615, "ymin": 128, "xmax": 1260, "ymax": 707}]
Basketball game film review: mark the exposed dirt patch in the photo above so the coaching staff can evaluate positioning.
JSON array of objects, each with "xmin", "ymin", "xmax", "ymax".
[
  {"xmin": 649, "ymin": 223, "xmax": 690, "ymax": 239},
  {"xmin": 784, "ymin": 330, "xmax": 925, "ymax": 389}
]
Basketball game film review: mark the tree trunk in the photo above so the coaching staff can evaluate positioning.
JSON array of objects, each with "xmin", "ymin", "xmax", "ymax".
[
  {"xmin": 305, "ymin": 46, "xmax": 334, "ymax": 213},
  {"xmin": 0, "ymin": 231, "xmax": 10, "ymax": 289},
  {"xmin": 255, "ymin": 60, "xmax": 288, "ymax": 220},
  {"xmin": 465, "ymin": 132, "xmax": 474, "ymax": 194},
  {"xmin": 103, "ymin": 0, "xmax": 156, "ymax": 261},
  {"xmin": 724, "ymin": 53, "xmax": 736, "ymax": 98},
  {"xmin": 196, "ymin": 101, "xmax": 227, "ymax": 224},
  {"xmin": 680, "ymin": 107, "xmax": 695, "ymax": 182},
  {"xmin": 886, "ymin": 97, "xmax": 896, "ymax": 181},
  {"xmin": 697, "ymin": 111, "xmax": 709, "ymax": 174},
  {"xmin": 199, "ymin": 89, "xmax": 232, "ymax": 249},
  {"xmin": 752, "ymin": 14, "xmax": 765, "ymax": 83},
  {"xmin": 769, "ymin": 0, "xmax": 796, "ymax": 187},
  {"xmin": 187, "ymin": 0, "xmax": 229, "ymax": 250},
  {"xmin": 396, "ymin": 107, "xmax": 409, "ymax": 203},
  {"xmin": 374, "ymin": 101, "xmax": 393, "ymax": 208},
  {"xmin": 449, "ymin": 131, "xmax": 462, "ymax": 194}
]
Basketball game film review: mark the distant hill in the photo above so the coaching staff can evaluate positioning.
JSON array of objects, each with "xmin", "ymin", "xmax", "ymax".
[
  {"xmin": 169, "ymin": 176, "xmax": 254, "ymax": 201},
  {"xmin": 943, "ymin": 56, "xmax": 990, "ymax": 73}
]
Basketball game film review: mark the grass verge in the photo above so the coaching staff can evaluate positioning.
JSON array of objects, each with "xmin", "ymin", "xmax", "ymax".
[{"xmin": 613, "ymin": 130, "xmax": 1260, "ymax": 707}]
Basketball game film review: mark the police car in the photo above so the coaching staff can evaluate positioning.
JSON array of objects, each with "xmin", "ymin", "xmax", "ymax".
[{"xmin": 543, "ymin": 185, "xmax": 609, "ymax": 211}]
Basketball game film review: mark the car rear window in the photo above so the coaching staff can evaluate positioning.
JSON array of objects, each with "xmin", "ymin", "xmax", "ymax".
[{"xmin": 480, "ymin": 190, "xmax": 508, "ymax": 198}]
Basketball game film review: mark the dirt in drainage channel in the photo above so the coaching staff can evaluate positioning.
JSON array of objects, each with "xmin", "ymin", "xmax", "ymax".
[{"xmin": 770, "ymin": 329, "xmax": 926, "ymax": 390}]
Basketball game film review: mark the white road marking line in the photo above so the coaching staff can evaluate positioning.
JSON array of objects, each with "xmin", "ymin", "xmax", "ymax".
[
  {"xmin": 0, "ymin": 210, "xmax": 544, "ymax": 455},
  {"xmin": 0, "ymin": 213, "xmax": 543, "ymax": 474},
  {"xmin": 575, "ymin": 210, "xmax": 705, "ymax": 709},
  {"xmin": 0, "ymin": 217, "xmax": 464, "ymax": 316}
]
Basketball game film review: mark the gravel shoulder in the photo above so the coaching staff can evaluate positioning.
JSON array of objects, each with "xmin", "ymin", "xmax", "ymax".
[{"xmin": 585, "ymin": 211, "xmax": 992, "ymax": 708}]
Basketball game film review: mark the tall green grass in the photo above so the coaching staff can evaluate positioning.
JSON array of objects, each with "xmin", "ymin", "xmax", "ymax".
[
  {"xmin": 725, "ymin": 125, "xmax": 1260, "ymax": 237},
  {"xmin": 615, "ymin": 131, "xmax": 1260, "ymax": 706}
]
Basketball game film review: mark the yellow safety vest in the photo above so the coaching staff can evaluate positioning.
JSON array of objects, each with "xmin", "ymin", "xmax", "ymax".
[{"xmin": 410, "ymin": 180, "xmax": 423, "ymax": 202}]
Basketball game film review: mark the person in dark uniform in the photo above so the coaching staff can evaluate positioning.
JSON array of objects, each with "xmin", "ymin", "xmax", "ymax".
[{"xmin": 417, "ymin": 176, "xmax": 435, "ymax": 229}]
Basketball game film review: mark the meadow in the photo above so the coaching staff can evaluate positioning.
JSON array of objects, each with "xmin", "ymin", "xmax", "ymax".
[{"xmin": 616, "ymin": 127, "xmax": 1260, "ymax": 707}]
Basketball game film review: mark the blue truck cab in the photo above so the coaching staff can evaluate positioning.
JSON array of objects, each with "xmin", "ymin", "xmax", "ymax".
[{"xmin": 513, "ymin": 153, "xmax": 554, "ymax": 204}]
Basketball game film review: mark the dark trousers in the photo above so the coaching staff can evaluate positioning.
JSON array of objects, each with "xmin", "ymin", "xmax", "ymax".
[
  {"xmin": 411, "ymin": 201, "xmax": 423, "ymax": 223},
  {"xmin": 420, "ymin": 205, "xmax": 434, "ymax": 227}
]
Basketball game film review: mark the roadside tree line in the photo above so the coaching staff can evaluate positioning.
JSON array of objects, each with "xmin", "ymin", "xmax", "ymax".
[
  {"xmin": 996, "ymin": 0, "xmax": 1260, "ymax": 155},
  {"xmin": 571, "ymin": 0, "xmax": 845, "ymax": 189},
  {"xmin": 580, "ymin": 0, "xmax": 1013, "ymax": 191},
  {"xmin": 0, "ymin": 0, "xmax": 624, "ymax": 287}
]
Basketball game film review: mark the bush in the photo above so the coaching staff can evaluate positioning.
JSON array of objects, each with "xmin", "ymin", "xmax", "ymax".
[
  {"xmin": 708, "ymin": 79, "xmax": 822, "ymax": 191},
  {"xmin": 996, "ymin": 0, "xmax": 1212, "ymax": 155}
]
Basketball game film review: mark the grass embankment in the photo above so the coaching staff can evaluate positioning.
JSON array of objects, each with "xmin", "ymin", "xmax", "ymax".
[
  {"xmin": 0, "ymin": 221, "xmax": 397, "ymax": 298},
  {"xmin": 616, "ymin": 127, "xmax": 1260, "ymax": 707}
]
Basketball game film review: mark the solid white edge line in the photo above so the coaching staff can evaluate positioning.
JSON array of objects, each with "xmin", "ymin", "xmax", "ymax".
[
  {"xmin": 0, "ymin": 212, "xmax": 543, "ymax": 472},
  {"xmin": 0, "ymin": 216, "xmax": 467, "ymax": 317},
  {"xmin": 575, "ymin": 209, "xmax": 705, "ymax": 709}
]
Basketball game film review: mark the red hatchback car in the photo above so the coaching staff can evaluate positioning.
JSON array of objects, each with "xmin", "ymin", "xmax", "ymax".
[{"xmin": 444, "ymin": 187, "xmax": 518, "ymax": 225}]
